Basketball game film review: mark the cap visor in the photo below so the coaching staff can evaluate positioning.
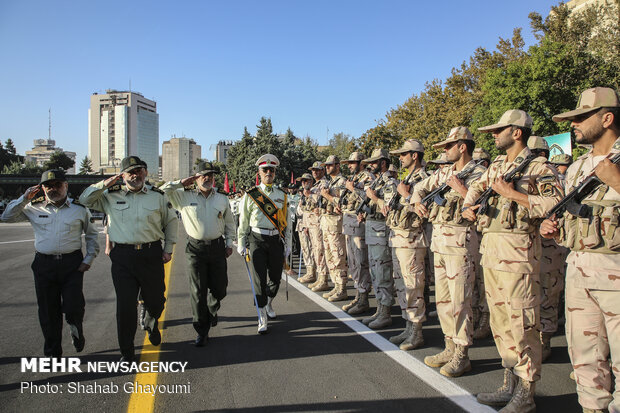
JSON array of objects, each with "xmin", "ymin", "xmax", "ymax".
[
  {"xmin": 478, "ymin": 123, "xmax": 508, "ymax": 132},
  {"xmin": 432, "ymin": 139, "xmax": 451, "ymax": 148},
  {"xmin": 552, "ymin": 107, "xmax": 598, "ymax": 122},
  {"xmin": 389, "ymin": 148, "xmax": 408, "ymax": 155}
]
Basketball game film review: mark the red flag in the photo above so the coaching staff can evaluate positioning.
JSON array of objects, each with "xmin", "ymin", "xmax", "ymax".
[
  {"xmin": 256, "ymin": 173, "xmax": 259, "ymax": 186},
  {"xmin": 224, "ymin": 173, "xmax": 230, "ymax": 193},
  {"xmin": 233, "ymin": 180, "xmax": 236, "ymax": 192},
  {"xmin": 290, "ymin": 171, "xmax": 294, "ymax": 184}
]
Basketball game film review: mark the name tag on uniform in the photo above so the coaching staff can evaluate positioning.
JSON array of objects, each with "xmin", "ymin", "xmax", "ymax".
[
  {"xmin": 38, "ymin": 215, "xmax": 49, "ymax": 218},
  {"xmin": 190, "ymin": 202, "xmax": 198, "ymax": 206},
  {"xmin": 116, "ymin": 201, "xmax": 126, "ymax": 204}
]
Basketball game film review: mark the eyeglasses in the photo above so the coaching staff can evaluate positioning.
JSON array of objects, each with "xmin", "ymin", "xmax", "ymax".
[{"xmin": 261, "ymin": 167, "xmax": 275, "ymax": 173}]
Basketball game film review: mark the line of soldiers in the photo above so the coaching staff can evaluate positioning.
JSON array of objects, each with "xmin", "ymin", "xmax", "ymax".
[{"xmin": 290, "ymin": 87, "xmax": 620, "ymax": 413}]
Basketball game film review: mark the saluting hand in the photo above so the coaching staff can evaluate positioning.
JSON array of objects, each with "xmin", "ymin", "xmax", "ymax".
[
  {"xmin": 162, "ymin": 252, "xmax": 172, "ymax": 263},
  {"xmin": 104, "ymin": 173, "xmax": 123, "ymax": 188},
  {"xmin": 181, "ymin": 174, "xmax": 200, "ymax": 186},
  {"xmin": 24, "ymin": 185, "xmax": 41, "ymax": 200}
]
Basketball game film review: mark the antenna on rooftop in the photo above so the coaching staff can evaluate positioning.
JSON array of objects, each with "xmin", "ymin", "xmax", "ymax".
[
  {"xmin": 129, "ymin": 78, "xmax": 131, "ymax": 92},
  {"xmin": 48, "ymin": 108, "xmax": 51, "ymax": 140}
]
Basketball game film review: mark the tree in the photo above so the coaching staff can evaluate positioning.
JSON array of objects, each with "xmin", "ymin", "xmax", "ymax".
[
  {"xmin": 2, "ymin": 160, "xmax": 43, "ymax": 175},
  {"xmin": 4, "ymin": 138, "xmax": 17, "ymax": 155},
  {"xmin": 0, "ymin": 140, "xmax": 22, "ymax": 171},
  {"xmin": 44, "ymin": 150, "xmax": 75, "ymax": 171},
  {"xmin": 78, "ymin": 156, "xmax": 93, "ymax": 174},
  {"xmin": 318, "ymin": 132, "xmax": 357, "ymax": 163}
]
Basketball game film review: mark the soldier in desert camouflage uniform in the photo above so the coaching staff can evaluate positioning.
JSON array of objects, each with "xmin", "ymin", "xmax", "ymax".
[
  {"xmin": 413, "ymin": 127, "xmax": 486, "ymax": 377},
  {"xmin": 463, "ymin": 109, "xmax": 563, "ymax": 412},
  {"xmin": 382, "ymin": 139, "xmax": 429, "ymax": 350},
  {"xmin": 317, "ymin": 155, "xmax": 349, "ymax": 301},
  {"xmin": 339, "ymin": 152, "xmax": 373, "ymax": 314},
  {"xmin": 359, "ymin": 149, "xmax": 396, "ymax": 329},
  {"xmin": 296, "ymin": 173, "xmax": 317, "ymax": 284},
  {"xmin": 306, "ymin": 162, "xmax": 330, "ymax": 292},
  {"xmin": 541, "ymin": 87, "xmax": 620, "ymax": 413},
  {"xmin": 549, "ymin": 154, "xmax": 572, "ymax": 186}
]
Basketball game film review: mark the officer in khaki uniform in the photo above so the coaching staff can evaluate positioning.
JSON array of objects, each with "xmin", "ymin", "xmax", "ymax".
[
  {"xmin": 316, "ymin": 155, "xmax": 348, "ymax": 301},
  {"xmin": 339, "ymin": 152, "xmax": 373, "ymax": 314},
  {"xmin": 237, "ymin": 154, "xmax": 292, "ymax": 334},
  {"xmin": 306, "ymin": 161, "xmax": 330, "ymax": 292},
  {"xmin": 527, "ymin": 136, "xmax": 569, "ymax": 361},
  {"xmin": 413, "ymin": 128, "xmax": 486, "ymax": 376},
  {"xmin": 160, "ymin": 161, "xmax": 236, "ymax": 346},
  {"xmin": 383, "ymin": 139, "xmax": 429, "ymax": 350},
  {"xmin": 2, "ymin": 169, "xmax": 100, "ymax": 357},
  {"xmin": 541, "ymin": 87, "xmax": 620, "ymax": 413},
  {"xmin": 80, "ymin": 156, "xmax": 178, "ymax": 361},
  {"xmin": 296, "ymin": 173, "xmax": 317, "ymax": 283},
  {"xmin": 462, "ymin": 110, "xmax": 563, "ymax": 412},
  {"xmin": 359, "ymin": 149, "xmax": 396, "ymax": 329}
]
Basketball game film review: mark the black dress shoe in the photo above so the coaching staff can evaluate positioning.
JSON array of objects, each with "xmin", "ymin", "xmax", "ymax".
[
  {"xmin": 194, "ymin": 334, "xmax": 207, "ymax": 347},
  {"xmin": 120, "ymin": 355, "xmax": 135, "ymax": 363},
  {"xmin": 147, "ymin": 321, "xmax": 161, "ymax": 346},
  {"xmin": 211, "ymin": 314, "xmax": 218, "ymax": 327},
  {"xmin": 69, "ymin": 324, "xmax": 85, "ymax": 352}
]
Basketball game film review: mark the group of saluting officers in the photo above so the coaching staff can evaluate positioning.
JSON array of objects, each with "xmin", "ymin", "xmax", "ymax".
[{"xmin": 1, "ymin": 86, "xmax": 619, "ymax": 413}]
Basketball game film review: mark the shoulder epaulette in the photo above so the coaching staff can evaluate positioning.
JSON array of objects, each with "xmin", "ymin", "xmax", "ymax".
[
  {"xmin": 71, "ymin": 198, "xmax": 86, "ymax": 208},
  {"xmin": 184, "ymin": 184, "xmax": 196, "ymax": 191},
  {"xmin": 31, "ymin": 195, "xmax": 45, "ymax": 204},
  {"xmin": 150, "ymin": 186, "xmax": 164, "ymax": 195},
  {"xmin": 613, "ymin": 139, "xmax": 620, "ymax": 150},
  {"xmin": 108, "ymin": 184, "xmax": 122, "ymax": 192}
]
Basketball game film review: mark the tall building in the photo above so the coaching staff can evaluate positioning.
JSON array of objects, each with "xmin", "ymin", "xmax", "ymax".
[
  {"xmin": 25, "ymin": 139, "xmax": 77, "ymax": 174},
  {"xmin": 162, "ymin": 137, "xmax": 201, "ymax": 182},
  {"xmin": 88, "ymin": 90, "xmax": 159, "ymax": 177},
  {"xmin": 211, "ymin": 140, "xmax": 233, "ymax": 164}
]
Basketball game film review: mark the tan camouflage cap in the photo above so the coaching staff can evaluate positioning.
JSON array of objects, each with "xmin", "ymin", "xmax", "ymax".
[
  {"xmin": 362, "ymin": 148, "xmax": 390, "ymax": 164},
  {"xmin": 390, "ymin": 139, "xmax": 425, "ymax": 155},
  {"xmin": 550, "ymin": 154, "xmax": 573, "ymax": 165},
  {"xmin": 296, "ymin": 172, "xmax": 314, "ymax": 181},
  {"xmin": 322, "ymin": 155, "xmax": 340, "ymax": 165},
  {"xmin": 527, "ymin": 136, "xmax": 549, "ymax": 151},
  {"xmin": 552, "ymin": 87, "xmax": 620, "ymax": 122},
  {"xmin": 255, "ymin": 154, "xmax": 280, "ymax": 168},
  {"xmin": 340, "ymin": 151, "xmax": 366, "ymax": 164},
  {"xmin": 478, "ymin": 109, "xmax": 533, "ymax": 132},
  {"xmin": 433, "ymin": 126, "xmax": 474, "ymax": 148},
  {"xmin": 308, "ymin": 161, "xmax": 325, "ymax": 170},
  {"xmin": 429, "ymin": 152, "xmax": 449, "ymax": 164},
  {"xmin": 472, "ymin": 148, "xmax": 491, "ymax": 161}
]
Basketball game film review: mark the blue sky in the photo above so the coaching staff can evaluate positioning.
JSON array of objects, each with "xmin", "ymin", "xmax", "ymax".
[{"xmin": 0, "ymin": 0, "xmax": 561, "ymax": 163}]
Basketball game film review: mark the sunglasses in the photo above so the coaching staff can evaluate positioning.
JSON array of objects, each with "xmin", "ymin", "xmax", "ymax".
[{"xmin": 261, "ymin": 167, "xmax": 275, "ymax": 173}]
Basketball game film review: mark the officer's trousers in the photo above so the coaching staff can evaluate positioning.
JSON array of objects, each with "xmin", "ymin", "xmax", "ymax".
[
  {"xmin": 249, "ymin": 232, "xmax": 284, "ymax": 308},
  {"xmin": 110, "ymin": 242, "xmax": 165, "ymax": 358},
  {"xmin": 31, "ymin": 250, "xmax": 84, "ymax": 357},
  {"xmin": 186, "ymin": 237, "xmax": 228, "ymax": 336}
]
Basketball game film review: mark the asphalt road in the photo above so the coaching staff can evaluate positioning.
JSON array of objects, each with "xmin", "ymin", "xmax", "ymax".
[{"xmin": 0, "ymin": 222, "xmax": 580, "ymax": 412}]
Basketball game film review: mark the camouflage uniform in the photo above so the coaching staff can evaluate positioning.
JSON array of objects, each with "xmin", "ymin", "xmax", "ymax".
[
  {"xmin": 296, "ymin": 180, "xmax": 316, "ymax": 282},
  {"xmin": 464, "ymin": 131, "xmax": 564, "ymax": 383},
  {"xmin": 551, "ymin": 88, "xmax": 620, "ymax": 412},
  {"xmin": 539, "ymin": 238, "xmax": 568, "ymax": 334},
  {"xmin": 307, "ymin": 174, "xmax": 328, "ymax": 289}
]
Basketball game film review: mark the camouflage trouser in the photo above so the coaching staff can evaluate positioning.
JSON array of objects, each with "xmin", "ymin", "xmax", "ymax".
[
  {"xmin": 424, "ymin": 223, "xmax": 434, "ymax": 284},
  {"xmin": 484, "ymin": 268, "xmax": 542, "ymax": 382},
  {"xmin": 472, "ymin": 234, "xmax": 488, "ymax": 313},
  {"xmin": 308, "ymin": 223, "xmax": 328, "ymax": 278},
  {"xmin": 368, "ymin": 244, "xmax": 394, "ymax": 306},
  {"xmin": 566, "ymin": 265, "xmax": 620, "ymax": 412},
  {"xmin": 320, "ymin": 216, "xmax": 347, "ymax": 286},
  {"xmin": 540, "ymin": 267, "xmax": 565, "ymax": 334},
  {"xmin": 346, "ymin": 234, "xmax": 371, "ymax": 293},
  {"xmin": 435, "ymin": 252, "xmax": 475, "ymax": 346},
  {"xmin": 392, "ymin": 247, "xmax": 426, "ymax": 323},
  {"xmin": 298, "ymin": 228, "xmax": 314, "ymax": 278}
]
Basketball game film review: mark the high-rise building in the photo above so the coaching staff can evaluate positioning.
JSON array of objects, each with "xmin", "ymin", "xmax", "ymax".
[
  {"xmin": 211, "ymin": 140, "xmax": 233, "ymax": 164},
  {"xmin": 162, "ymin": 137, "xmax": 201, "ymax": 182},
  {"xmin": 88, "ymin": 90, "xmax": 159, "ymax": 177},
  {"xmin": 25, "ymin": 139, "xmax": 77, "ymax": 174}
]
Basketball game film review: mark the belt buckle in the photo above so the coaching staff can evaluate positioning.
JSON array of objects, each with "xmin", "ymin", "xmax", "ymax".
[
  {"xmin": 135, "ymin": 244, "xmax": 143, "ymax": 250},
  {"xmin": 52, "ymin": 254, "xmax": 62, "ymax": 260}
]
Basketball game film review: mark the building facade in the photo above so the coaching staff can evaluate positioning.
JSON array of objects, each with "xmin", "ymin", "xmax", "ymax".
[
  {"xmin": 212, "ymin": 140, "xmax": 233, "ymax": 164},
  {"xmin": 25, "ymin": 139, "xmax": 77, "ymax": 174},
  {"xmin": 162, "ymin": 137, "xmax": 201, "ymax": 182},
  {"xmin": 88, "ymin": 90, "xmax": 159, "ymax": 177}
]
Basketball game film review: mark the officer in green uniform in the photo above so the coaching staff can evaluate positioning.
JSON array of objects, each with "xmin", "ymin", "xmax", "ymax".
[
  {"xmin": 160, "ymin": 161, "xmax": 235, "ymax": 346},
  {"xmin": 237, "ymin": 154, "xmax": 292, "ymax": 334},
  {"xmin": 1, "ymin": 169, "xmax": 100, "ymax": 357},
  {"xmin": 79, "ymin": 156, "xmax": 178, "ymax": 361}
]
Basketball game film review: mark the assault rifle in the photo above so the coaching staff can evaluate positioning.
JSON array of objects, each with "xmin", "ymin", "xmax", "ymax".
[
  {"xmin": 388, "ymin": 168, "xmax": 422, "ymax": 211},
  {"xmin": 547, "ymin": 151, "xmax": 620, "ymax": 219},
  {"xmin": 338, "ymin": 175, "xmax": 355, "ymax": 208},
  {"xmin": 318, "ymin": 176, "xmax": 338, "ymax": 209},
  {"xmin": 421, "ymin": 159, "xmax": 485, "ymax": 208},
  {"xmin": 474, "ymin": 154, "xmax": 536, "ymax": 216},
  {"xmin": 355, "ymin": 172, "xmax": 386, "ymax": 214}
]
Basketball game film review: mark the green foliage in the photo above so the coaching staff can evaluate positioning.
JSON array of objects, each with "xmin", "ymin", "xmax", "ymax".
[
  {"xmin": 78, "ymin": 156, "xmax": 93, "ymax": 174},
  {"xmin": 2, "ymin": 160, "xmax": 43, "ymax": 175},
  {"xmin": 4, "ymin": 138, "xmax": 17, "ymax": 155},
  {"xmin": 44, "ymin": 150, "xmax": 75, "ymax": 171},
  {"xmin": 0, "ymin": 139, "xmax": 22, "ymax": 171}
]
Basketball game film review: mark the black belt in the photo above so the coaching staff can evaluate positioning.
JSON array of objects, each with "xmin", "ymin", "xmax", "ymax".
[
  {"xmin": 188, "ymin": 236, "xmax": 223, "ymax": 246},
  {"xmin": 36, "ymin": 250, "xmax": 81, "ymax": 260},
  {"xmin": 115, "ymin": 241, "xmax": 160, "ymax": 250}
]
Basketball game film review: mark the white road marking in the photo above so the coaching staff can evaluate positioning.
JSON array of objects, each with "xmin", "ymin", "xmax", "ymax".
[
  {"xmin": 0, "ymin": 239, "xmax": 35, "ymax": 245},
  {"xmin": 285, "ymin": 273, "xmax": 496, "ymax": 413}
]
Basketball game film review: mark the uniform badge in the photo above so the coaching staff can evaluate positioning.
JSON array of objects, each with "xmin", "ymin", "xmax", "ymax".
[
  {"xmin": 264, "ymin": 203, "xmax": 276, "ymax": 215},
  {"xmin": 540, "ymin": 183, "xmax": 556, "ymax": 197},
  {"xmin": 515, "ymin": 156, "xmax": 524, "ymax": 164}
]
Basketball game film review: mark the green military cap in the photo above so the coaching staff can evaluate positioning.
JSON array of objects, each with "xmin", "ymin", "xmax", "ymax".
[
  {"xmin": 553, "ymin": 87, "xmax": 620, "ymax": 122},
  {"xmin": 340, "ymin": 151, "xmax": 366, "ymax": 164},
  {"xmin": 390, "ymin": 139, "xmax": 425, "ymax": 154},
  {"xmin": 323, "ymin": 155, "xmax": 340, "ymax": 165},
  {"xmin": 527, "ymin": 136, "xmax": 549, "ymax": 151},
  {"xmin": 120, "ymin": 156, "xmax": 147, "ymax": 173},
  {"xmin": 472, "ymin": 148, "xmax": 491, "ymax": 161},
  {"xmin": 308, "ymin": 161, "xmax": 324, "ymax": 170},
  {"xmin": 433, "ymin": 127, "xmax": 473, "ymax": 148},
  {"xmin": 296, "ymin": 173, "xmax": 314, "ymax": 181},
  {"xmin": 40, "ymin": 169, "xmax": 67, "ymax": 185},
  {"xmin": 362, "ymin": 148, "xmax": 390, "ymax": 164},
  {"xmin": 550, "ymin": 154, "xmax": 573, "ymax": 165},
  {"xmin": 195, "ymin": 161, "xmax": 218, "ymax": 175},
  {"xmin": 478, "ymin": 109, "xmax": 533, "ymax": 132}
]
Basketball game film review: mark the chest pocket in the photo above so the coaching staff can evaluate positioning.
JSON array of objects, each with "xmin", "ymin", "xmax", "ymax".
[
  {"xmin": 144, "ymin": 198, "xmax": 162, "ymax": 225},
  {"xmin": 31, "ymin": 215, "xmax": 52, "ymax": 231},
  {"xmin": 65, "ymin": 219, "xmax": 82, "ymax": 233},
  {"xmin": 112, "ymin": 201, "xmax": 130, "ymax": 222}
]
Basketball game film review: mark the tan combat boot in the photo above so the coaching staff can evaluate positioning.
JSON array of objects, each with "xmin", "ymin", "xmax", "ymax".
[
  {"xmin": 322, "ymin": 286, "xmax": 338, "ymax": 298},
  {"xmin": 311, "ymin": 274, "xmax": 330, "ymax": 292},
  {"xmin": 389, "ymin": 321, "xmax": 413, "ymax": 345},
  {"xmin": 328, "ymin": 284, "xmax": 348, "ymax": 302},
  {"xmin": 348, "ymin": 292, "xmax": 370, "ymax": 315},
  {"xmin": 342, "ymin": 290, "xmax": 360, "ymax": 312},
  {"xmin": 473, "ymin": 311, "xmax": 491, "ymax": 339},
  {"xmin": 424, "ymin": 338, "xmax": 455, "ymax": 368},
  {"xmin": 400, "ymin": 322, "xmax": 424, "ymax": 350},
  {"xmin": 477, "ymin": 368, "xmax": 518, "ymax": 406},
  {"xmin": 368, "ymin": 303, "xmax": 392, "ymax": 329},
  {"xmin": 498, "ymin": 377, "xmax": 535, "ymax": 413},
  {"xmin": 298, "ymin": 266, "xmax": 316, "ymax": 284},
  {"xmin": 362, "ymin": 304, "xmax": 381, "ymax": 325},
  {"xmin": 541, "ymin": 332, "xmax": 553, "ymax": 362},
  {"xmin": 440, "ymin": 345, "xmax": 471, "ymax": 377}
]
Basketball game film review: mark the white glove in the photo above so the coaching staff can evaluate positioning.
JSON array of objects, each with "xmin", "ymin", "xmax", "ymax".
[{"xmin": 237, "ymin": 245, "xmax": 247, "ymax": 256}]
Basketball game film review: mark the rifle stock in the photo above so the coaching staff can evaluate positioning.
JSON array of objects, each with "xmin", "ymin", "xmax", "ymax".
[{"xmin": 356, "ymin": 172, "xmax": 385, "ymax": 215}]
